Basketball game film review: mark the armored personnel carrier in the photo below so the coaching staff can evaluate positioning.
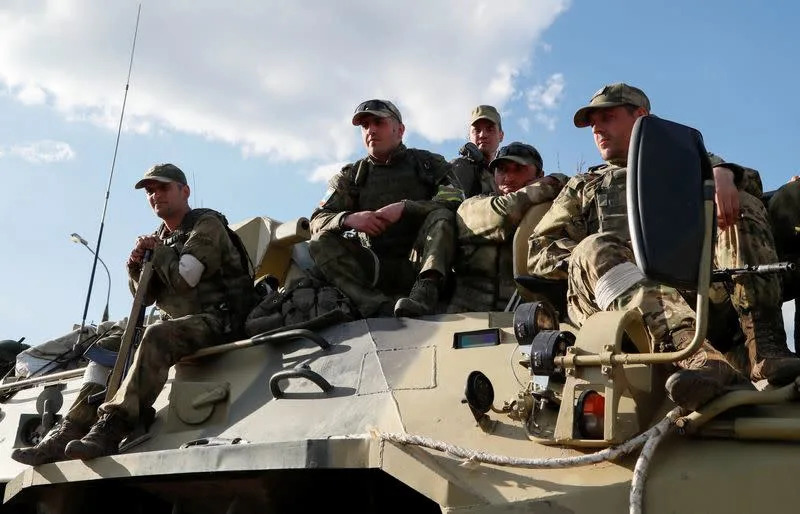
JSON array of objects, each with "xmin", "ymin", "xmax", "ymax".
[{"xmin": 1, "ymin": 117, "xmax": 798, "ymax": 513}]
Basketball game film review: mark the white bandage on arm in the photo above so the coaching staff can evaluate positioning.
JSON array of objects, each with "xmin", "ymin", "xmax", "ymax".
[
  {"xmin": 179, "ymin": 253, "xmax": 205, "ymax": 287},
  {"xmin": 594, "ymin": 261, "xmax": 646, "ymax": 310},
  {"xmin": 82, "ymin": 360, "xmax": 111, "ymax": 386}
]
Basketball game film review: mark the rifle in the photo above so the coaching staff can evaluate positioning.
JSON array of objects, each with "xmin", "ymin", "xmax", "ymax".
[
  {"xmin": 104, "ymin": 249, "xmax": 154, "ymax": 402},
  {"xmin": 711, "ymin": 262, "xmax": 796, "ymax": 283}
]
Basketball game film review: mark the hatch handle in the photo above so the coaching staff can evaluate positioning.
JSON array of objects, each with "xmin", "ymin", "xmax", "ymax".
[{"xmin": 270, "ymin": 363, "xmax": 333, "ymax": 399}]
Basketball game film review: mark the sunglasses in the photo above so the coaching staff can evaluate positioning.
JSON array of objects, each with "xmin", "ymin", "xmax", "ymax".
[{"xmin": 354, "ymin": 100, "xmax": 401, "ymax": 121}]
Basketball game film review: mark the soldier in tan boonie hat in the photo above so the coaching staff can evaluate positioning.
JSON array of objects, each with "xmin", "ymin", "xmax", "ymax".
[
  {"xmin": 573, "ymin": 83, "xmax": 650, "ymax": 128},
  {"xmin": 134, "ymin": 163, "xmax": 188, "ymax": 189}
]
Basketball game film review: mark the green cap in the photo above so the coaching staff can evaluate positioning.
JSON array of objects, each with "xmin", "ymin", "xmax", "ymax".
[
  {"xmin": 470, "ymin": 105, "xmax": 501, "ymax": 129},
  {"xmin": 134, "ymin": 163, "xmax": 188, "ymax": 189},
  {"xmin": 573, "ymin": 83, "xmax": 650, "ymax": 128},
  {"xmin": 489, "ymin": 142, "xmax": 543, "ymax": 172},
  {"xmin": 352, "ymin": 99, "xmax": 403, "ymax": 125}
]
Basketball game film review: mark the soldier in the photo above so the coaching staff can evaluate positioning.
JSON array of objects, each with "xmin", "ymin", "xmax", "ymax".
[
  {"xmin": 13, "ymin": 163, "xmax": 255, "ymax": 463},
  {"xmin": 448, "ymin": 142, "xmax": 566, "ymax": 312},
  {"xmin": 451, "ymin": 105, "xmax": 505, "ymax": 197},
  {"xmin": 528, "ymin": 83, "xmax": 800, "ymax": 410},
  {"xmin": 309, "ymin": 99, "xmax": 461, "ymax": 318}
]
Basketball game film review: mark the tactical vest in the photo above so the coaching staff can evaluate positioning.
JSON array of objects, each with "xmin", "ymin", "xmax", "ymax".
[
  {"xmin": 352, "ymin": 149, "xmax": 443, "ymax": 256},
  {"xmin": 587, "ymin": 166, "xmax": 629, "ymax": 241},
  {"xmin": 160, "ymin": 208, "xmax": 255, "ymax": 335}
]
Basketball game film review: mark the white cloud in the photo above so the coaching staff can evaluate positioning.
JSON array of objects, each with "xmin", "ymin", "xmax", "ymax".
[
  {"xmin": 534, "ymin": 112, "xmax": 558, "ymax": 132},
  {"xmin": 15, "ymin": 83, "xmax": 46, "ymax": 105},
  {"xmin": 518, "ymin": 117, "xmax": 531, "ymax": 133},
  {"xmin": 526, "ymin": 73, "xmax": 566, "ymax": 131},
  {"xmin": 0, "ymin": 0, "xmax": 570, "ymax": 167},
  {"xmin": 5, "ymin": 140, "xmax": 75, "ymax": 164},
  {"xmin": 309, "ymin": 161, "xmax": 350, "ymax": 184}
]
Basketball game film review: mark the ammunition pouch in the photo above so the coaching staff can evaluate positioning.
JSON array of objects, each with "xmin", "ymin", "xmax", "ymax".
[{"xmin": 244, "ymin": 270, "xmax": 357, "ymax": 337}]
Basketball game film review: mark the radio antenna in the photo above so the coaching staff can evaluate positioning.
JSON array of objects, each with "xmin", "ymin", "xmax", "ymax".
[{"xmin": 76, "ymin": 3, "xmax": 142, "ymax": 347}]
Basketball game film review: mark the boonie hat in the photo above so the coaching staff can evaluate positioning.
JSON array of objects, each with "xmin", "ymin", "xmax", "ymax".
[
  {"xmin": 470, "ymin": 105, "xmax": 502, "ymax": 130},
  {"xmin": 134, "ymin": 163, "xmax": 188, "ymax": 189},
  {"xmin": 352, "ymin": 99, "xmax": 403, "ymax": 125},
  {"xmin": 488, "ymin": 142, "xmax": 543, "ymax": 172},
  {"xmin": 573, "ymin": 83, "xmax": 650, "ymax": 128}
]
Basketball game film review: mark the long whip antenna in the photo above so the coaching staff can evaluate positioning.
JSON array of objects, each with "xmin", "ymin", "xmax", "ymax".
[{"xmin": 76, "ymin": 3, "xmax": 142, "ymax": 347}]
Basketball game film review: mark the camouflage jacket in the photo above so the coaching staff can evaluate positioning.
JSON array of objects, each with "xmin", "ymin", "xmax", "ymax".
[
  {"xmin": 450, "ymin": 174, "xmax": 567, "ymax": 311},
  {"xmin": 128, "ymin": 209, "xmax": 254, "ymax": 328},
  {"xmin": 310, "ymin": 143, "xmax": 461, "ymax": 256},
  {"xmin": 528, "ymin": 154, "xmax": 753, "ymax": 279}
]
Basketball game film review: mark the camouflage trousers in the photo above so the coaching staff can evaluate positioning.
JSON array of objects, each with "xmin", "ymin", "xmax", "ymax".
[
  {"xmin": 567, "ymin": 233, "xmax": 696, "ymax": 349},
  {"xmin": 65, "ymin": 321, "xmax": 126, "ymax": 428},
  {"xmin": 711, "ymin": 190, "xmax": 782, "ymax": 314},
  {"xmin": 309, "ymin": 208, "xmax": 455, "ymax": 317},
  {"xmin": 98, "ymin": 313, "xmax": 224, "ymax": 424}
]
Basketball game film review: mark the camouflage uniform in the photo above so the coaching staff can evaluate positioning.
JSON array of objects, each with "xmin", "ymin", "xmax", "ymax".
[
  {"xmin": 309, "ymin": 144, "xmax": 459, "ymax": 317},
  {"xmin": 528, "ymin": 157, "xmax": 782, "ymax": 340},
  {"xmin": 527, "ymin": 164, "xmax": 698, "ymax": 348},
  {"xmin": 100, "ymin": 209, "xmax": 254, "ymax": 424},
  {"xmin": 448, "ymin": 174, "xmax": 566, "ymax": 312}
]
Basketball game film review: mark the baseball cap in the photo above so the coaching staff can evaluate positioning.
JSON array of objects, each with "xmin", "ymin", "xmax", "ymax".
[
  {"xmin": 573, "ymin": 83, "xmax": 650, "ymax": 128},
  {"xmin": 489, "ymin": 142, "xmax": 543, "ymax": 172},
  {"xmin": 470, "ymin": 105, "xmax": 502, "ymax": 129},
  {"xmin": 352, "ymin": 99, "xmax": 403, "ymax": 125},
  {"xmin": 134, "ymin": 163, "xmax": 188, "ymax": 189}
]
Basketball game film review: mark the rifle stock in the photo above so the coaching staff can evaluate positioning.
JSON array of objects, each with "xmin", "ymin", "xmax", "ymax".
[{"xmin": 104, "ymin": 250, "xmax": 154, "ymax": 402}]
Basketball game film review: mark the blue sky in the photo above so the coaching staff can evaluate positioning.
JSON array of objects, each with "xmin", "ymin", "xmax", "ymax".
[{"xmin": 1, "ymin": 0, "xmax": 796, "ymax": 347}]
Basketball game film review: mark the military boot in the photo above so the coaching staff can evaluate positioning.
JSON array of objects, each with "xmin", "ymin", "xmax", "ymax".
[
  {"xmin": 64, "ymin": 413, "xmax": 131, "ymax": 460},
  {"xmin": 394, "ymin": 277, "xmax": 440, "ymax": 318},
  {"xmin": 741, "ymin": 310, "xmax": 800, "ymax": 385},
  {"xmin": 664, "ymin": 329, "xmax": 746, "ymax": 411},
  {"xmin": 11, "ymin": 419, "xmax": 88, "ymax": 466}
]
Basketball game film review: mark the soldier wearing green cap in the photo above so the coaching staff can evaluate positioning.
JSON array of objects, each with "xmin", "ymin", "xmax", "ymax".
[
  {"xmin": 448, "ymin": 142, "xmax": 567, "ymax": 312},
  {"xmin": 528, "ymin": 83, "xmax": 800, "ymax": 411},
  {"xmin": 451, "ymin": 105, "xmax": 505, "ymax": 198},
  {"xmin": 13, "ymin": 163, "xmax": 255, "ymax": 464},
  {"xmin": 309, "ymin": 99, "xmax": 462, "ymax": 318}
]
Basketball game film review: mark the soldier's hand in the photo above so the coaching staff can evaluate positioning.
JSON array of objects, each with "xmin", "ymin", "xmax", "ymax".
[
  {"xmin": 128, "ymin": 235, "xmax": 159, "ymax": 266},
  {"xmin": 713, "ymin": 166, "xmax": 740, "ymax": 230},
  {"xmin": 534, "ymin": 175, "xmax": 561, "ymax": 189},
  {"xmin": 343, "ymin": 211, "xmax": 389, "ymax": 237},
  {"xmin": 790, "ymin": 175, "xmax": 800, "ymax": 183},
  {"xmin": 375, "ymin": 202, "xmax": 404, "ymax": 225}
]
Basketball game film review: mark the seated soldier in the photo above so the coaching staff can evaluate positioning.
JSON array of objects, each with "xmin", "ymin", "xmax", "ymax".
[
  {"xmin": 447, "ymin": 142, "xmax": 566, "ymax": 312},
  {"xmin": 13, "ymin": 164, "xmax": 256, "ymax": 463},
  {"xmin": 528, "ymin": 83, "xmax": 800, "ymax": 410},
  {"xmin": 309, "ymin": 99, "xmax": 461, "ymax": 318},
  {"xmin": 450, "ymin": 105, "xmax": 505, "ymax": 197}
]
